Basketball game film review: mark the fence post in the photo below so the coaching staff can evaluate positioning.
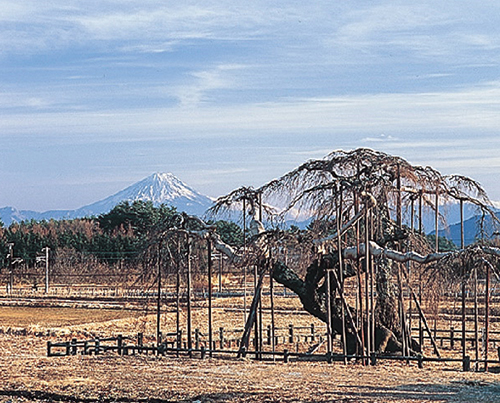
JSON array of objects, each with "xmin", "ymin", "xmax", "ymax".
[
  {"xmin": 267, "ymin": 325, "xmax": 271, "ymax": 345},
  {"xmin": 195, "ymin": 329, "xmax": 200, "ymax": 350},
  {"xmin": 95, "ymin": 338, "xmax": 100, "ymax": 355},
  {"xmin": 219, "ymin": 327, "xmax": 224, "ymax": 349},
  {"xmin": 65, "ymin": 341, "xmax": 70, "ymax": 356},
  {"xmin": 289, "ymin": 324, "xmax": 294, "ymax": 343},
  {"xmin": 450, "ymin": 327, "xmax": 454, "ymax": 350},
  {"xmin": 417, "ymin": 355, "xmax": 423, "ymax": 369},
  {"xmin": 71, "ymin": 338, "xmax": 77, "ymax": 355},
  {"xmin": 463, "ymin": 355, "xmax": 471, "ymax": 372},
  {"xmin": 117, "ymin": 335, "xmax": 123, "ymax": 356},
  {"xmin": 177, "ymin": 329, "xmax": 182, "ymax": 356},
  {"xmin": 47, "ymin": 341, "xmax": 52, "ymax": 357},
  {"xmin": 137, "ymin": 333, "xmax": 143, "ymax": 354},
  {"xmin": 284, "ymin": 349, "xmax": 289, "ymax": 363},
  {"xmin": 201, "ymin": 345, "xmax": 206, "ymax": 360},
  {"xmin": 311, "ymin": 324, "xmax": 315, "ymax": 342},
  {"xmin": 370, "ymin": 352, "xmax": 376, "ymax": 366}
]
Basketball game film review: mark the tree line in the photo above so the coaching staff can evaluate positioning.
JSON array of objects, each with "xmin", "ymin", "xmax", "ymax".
[{"xmin": 0, "ymin": 200, "xmax": 244, "ymax": 271}]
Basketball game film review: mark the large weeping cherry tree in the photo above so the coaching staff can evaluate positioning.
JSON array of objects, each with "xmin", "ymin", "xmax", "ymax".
[{"xmin": 205, "ymin": 148, "xmax": 500, "ymax": 356}]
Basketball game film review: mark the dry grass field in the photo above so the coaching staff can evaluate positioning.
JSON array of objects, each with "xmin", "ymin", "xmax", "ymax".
[{"xmin": 1, "ymin": 295, "xmax": 500, "ymax": 403}]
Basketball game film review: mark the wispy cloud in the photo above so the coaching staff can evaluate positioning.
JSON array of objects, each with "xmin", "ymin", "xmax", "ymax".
[
  {"xmin": 363, "ymin": 134, "xmax": 399, "ymax": 143},
  {"xmin": 2, "ymin": 80, "xmax": 500, "ymax": 140},
  {"xmin": 173, "ymin": 64, "xmax": 246, "ymax": 107},
  {"xmin": 3, "ymin": 1, "xmax": 500, "ymax": 209},
  {"xmin": 0, "ymin": 1, "xmax": 299, "ymax": 55}
]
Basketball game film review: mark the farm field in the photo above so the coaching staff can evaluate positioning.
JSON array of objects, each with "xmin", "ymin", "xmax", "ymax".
[{"xmin": 1, "ymin": 297, "xmax": 500, "ymax": 403}]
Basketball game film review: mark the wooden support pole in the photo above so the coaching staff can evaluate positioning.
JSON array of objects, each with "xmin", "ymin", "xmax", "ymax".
[
  {"xmin": 238, "ymin": 271, "xmax": 265, "ymax": 357},
  {"xmin": 218, "ymin": 253, "xmax": 223, "ymax": 294},
  {"xmin": 398, "ymin": 265, "xmax": 406, "ymax": 358},
  {"xmin": 401, "ymin": 266, "xmax": 441, "ymax": 358},
  {"xmin": 270, "ymin": 258, "xmax": 276, "ymax": 356},
  {"xmin": 258, "ymin": 273, "xmax": 263, "ymax": 359},
  {"xmin": 330, "ymin": 267, "xmax": 364, "ymax": 350},
  {"xmin": 396, "ymin": 163, "xmax": 402, "ymax": 227},
  {"xmin": 156, "ymin": 240, "xmax": 162, "ymax": 346},
  {"xmin": 370, "ymin": 255, "xmax": 376, "ymax": 354},
  {"xmin": 253, "ymin": 265, "xmax": 260, "ymax": 358},
  {"xmin": 176, "ymin": 239, "xmax": 181, "ymax": 357},
  {"xmin": 243, "ymin": 198, "xmax": 247, "ymax": 325},
  {"xmin": 418, "ymin": 192, "xmax": 423, "ymax": 348},
  {"xmin": 207, "ymin": 239, "xmax": 213, "ymax": 357},
  {"xmin": 410, "ymin": 198, "xmax": 415, "ymax": 232},
  {"xmin": 407, "ymin": 199, "xmax": 414, "ymax": 345},
  {"xmin": 338, "ymin": 188, "xmax": 347, "ymax": 363},
  {"xmin": 326, "ymin": 267, "xmax": 333, "ymax": 357},
  {"xmin": 435, "ymin": 188, "xmax": 439, "ymax": 253},
  {"xmin": 364, "ymin": 207, "xmax": 371, "ymax": 361},
  {"xmin": 354, "ymin": 191, "xmax": 365, "ymax": 362},
  {"xmin": 461, "ymin": 199, "xmax": 466, "ymax": 363},
  {"xmin": 187, "ymin": 236, "xmax": 193, "ymax": 357},
  {"xmin": 474, "ymin": 265, "xmax": 479, "ymax": 371},
  {"xmin": 484, "ymin": 258, "xmax": 491, "ymax": 372},
  {"xmin": 418, "ymin": 190, "xmax": 423, "ymax": 235}
]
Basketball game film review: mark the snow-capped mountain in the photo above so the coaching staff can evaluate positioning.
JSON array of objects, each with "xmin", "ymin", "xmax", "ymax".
[
  {"xmin": 73, "ymin": 172, "xmax": 213, "ymax": 218},
  {"xmin": 0, "ymin": 173, "xmax": 214, "ymax": 226}
]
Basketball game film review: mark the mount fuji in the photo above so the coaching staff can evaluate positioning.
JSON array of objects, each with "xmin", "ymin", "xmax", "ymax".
[{"xmin": 0, "ymin": 173, "xmax": 214, "ymax": 226}]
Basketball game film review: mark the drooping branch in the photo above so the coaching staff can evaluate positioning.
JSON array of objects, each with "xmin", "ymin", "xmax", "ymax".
[{"xmin": 343, "ymin": 241, "xmax": 452, "ymax": 265}]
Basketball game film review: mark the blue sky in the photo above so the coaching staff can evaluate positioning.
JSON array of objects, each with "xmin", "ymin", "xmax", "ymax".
[{"xmin": 1, "ymin": 1, "xmax": 500, "ymax": 211}]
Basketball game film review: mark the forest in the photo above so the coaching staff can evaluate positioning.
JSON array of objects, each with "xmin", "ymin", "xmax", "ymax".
[{"xmin": 0, "ymin": 200, "xmax": 243, "ymax": 280}]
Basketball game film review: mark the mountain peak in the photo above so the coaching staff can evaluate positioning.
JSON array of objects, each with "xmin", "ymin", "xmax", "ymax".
[
  {"xmin": 0, "ymin": 173, "xmax": 214, "ymax": 225},
  {"xmin": 149, "ymin": 172, "xmax": 177, "ymax": 182},
  {"xmin": 77, "ymin": 172, "xmax": 213, "ymax": 216}
]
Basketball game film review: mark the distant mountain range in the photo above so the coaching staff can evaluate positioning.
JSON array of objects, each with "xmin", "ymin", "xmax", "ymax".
[
  {"xmin": 433, "ymin": 210, "xmax": 500, "ymax": 247},
  {"xmin": 0, "ymin": 173, "xmax": 214, "ymax": 226},
  {"xmin": 1, "ymin": 173, "xmax": 499, "ymax": 246}
]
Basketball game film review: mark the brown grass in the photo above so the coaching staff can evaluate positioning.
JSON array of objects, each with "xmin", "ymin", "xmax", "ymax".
[{"xmin": 0, "ymin": 296, "xmax": 499, "ymax": 402}]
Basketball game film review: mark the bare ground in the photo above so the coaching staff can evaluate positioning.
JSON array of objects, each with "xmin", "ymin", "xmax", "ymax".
[{"xmin": 1, "ymin": 302, "xmax": 500, "ymax": 402}]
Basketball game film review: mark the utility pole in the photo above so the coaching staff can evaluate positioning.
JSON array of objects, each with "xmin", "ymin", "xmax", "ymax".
[
  {"xmin": 43, "ymin": 247, "xmax": 50, "ymax": 294},
  {"xmin": 6, "ymin": 243, "xmax": 13, "ymax": 294}
]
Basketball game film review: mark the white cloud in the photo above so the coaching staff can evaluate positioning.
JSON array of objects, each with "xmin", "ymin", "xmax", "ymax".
[
  {"xmin": 0, "ymin": 1, "xmax": 302, "ymax": 54},
  {"xmin": 173, "ymin": 64, "xmax": 246, "ymax": 107},
  {"xmin": 363, "ymin": 134, "xmax": 399, "ymax": 142},
  {"xmin": 1, "ymin": 80, "xmax": 500, "ymax": 140}
]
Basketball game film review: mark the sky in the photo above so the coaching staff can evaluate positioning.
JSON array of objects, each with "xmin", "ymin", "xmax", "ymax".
[{"xmin": 1, "ymin": 1, "xmax": 500, "ymax": 211}]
